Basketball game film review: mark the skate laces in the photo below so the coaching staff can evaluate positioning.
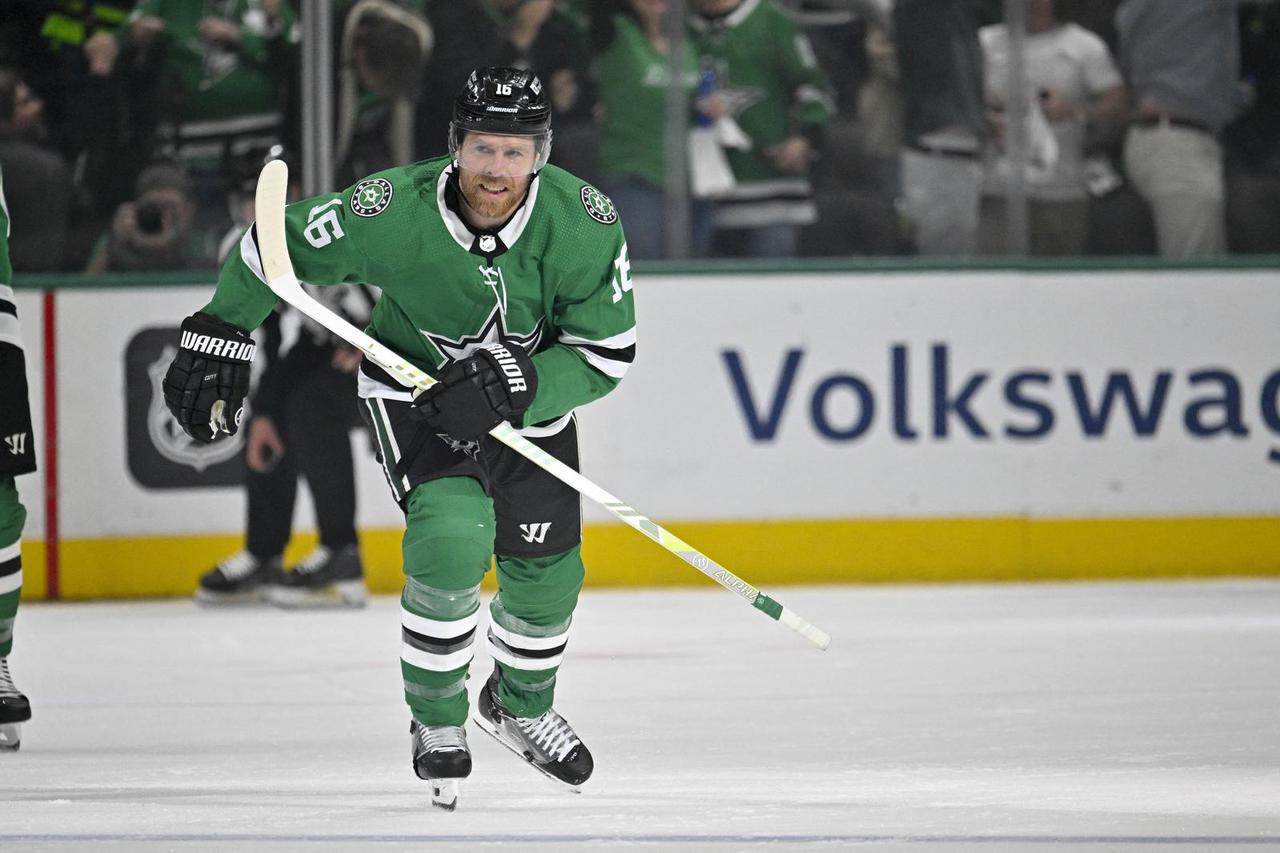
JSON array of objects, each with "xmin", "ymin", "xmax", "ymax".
[
  {"xmin": 294, "ymin": 546, "xmax": 332, "ymax": 575},
  {"xmin": 0, "ymin": 658, "xmax": 19, "ymax": 698},
  {"xmin": 415, "ymin": 724, "xmax": 467, "ymax": 754},
  {"xmin": 517, "ymin": 709, "xmax": 579, "ymax": 762},
  {"xmin": 218, "ymin": 551, "xmax": 260, "ymax": 581}
]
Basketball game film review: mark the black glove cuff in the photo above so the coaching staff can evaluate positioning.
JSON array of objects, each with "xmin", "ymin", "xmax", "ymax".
[{"xmin": 179, "ymin": 312, "xmax": 256, "ymax": 363}]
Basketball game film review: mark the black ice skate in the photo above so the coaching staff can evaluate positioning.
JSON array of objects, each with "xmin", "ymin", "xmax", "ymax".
[
  {"xmin": 263, "ymin": 545, "xmax": 367, "ymax": 609},
  {"xmin": 410, "ymin": 720, "xmax": 472, "ymax": 811},
  {"xmin": 0, "ymin": 657, "xmax": 31, "ymax": 752},
  {"xmin": 194, "ymin": 551, "xmax": 282, "ymax": 605},
  {"xmin": 474, "ymin": 670, "xmax": 593, "ymax": 791}
]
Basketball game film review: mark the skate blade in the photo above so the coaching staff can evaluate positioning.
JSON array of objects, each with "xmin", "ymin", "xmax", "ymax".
[
  {"xmin": 264, "ymin": 581, "xmax": 368, "ymax": 609},
  {"xmin": 194, "ymin": 588, "xmax": 267, "ymax": 607},
  {"xmin": 0, "ymin": 723, "xmax": 22, "ymax": 752},
  {"xmin": 473, "ymin": 713, "xmax": 581, "ymax": 793},
  {"xmin": 430, "ymin": 778, "xmax": 459, "ymax": 811}
]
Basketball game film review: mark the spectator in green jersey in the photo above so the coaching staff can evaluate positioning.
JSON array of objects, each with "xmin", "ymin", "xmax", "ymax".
[
  {"xmin": 593, "ymin": 0, "xmax": 716, "ymax": 259},
  {"xmin": 691, "ymin": 0, "xmax": 835, "ymax": 258},
  {"xmin": 123, "ymin": 0, "xmax": 297, "ymax": 227}
]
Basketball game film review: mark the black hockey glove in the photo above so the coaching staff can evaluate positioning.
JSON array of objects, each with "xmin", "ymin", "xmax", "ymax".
[
  {"xmin": 162, "ymin": 312, "xmax": 256, "ymax": 443},
  {"xmin": 412, "ymin": 342, "xmax": 538, "ymax": 441}
]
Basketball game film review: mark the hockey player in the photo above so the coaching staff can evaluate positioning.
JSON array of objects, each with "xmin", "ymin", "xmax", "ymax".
[
  {"xmin": 0, "ymin": 165, "xmax": 36, "ymax": 751},
  {"xmin": 161, "ymin": 67, "xmax": 635, "ymax": 809}
]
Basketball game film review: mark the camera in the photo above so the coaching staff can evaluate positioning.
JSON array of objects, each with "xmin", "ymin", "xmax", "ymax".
[{"xmin": 136, "ymin": 200, "xmax": 164, "ymax": 234}]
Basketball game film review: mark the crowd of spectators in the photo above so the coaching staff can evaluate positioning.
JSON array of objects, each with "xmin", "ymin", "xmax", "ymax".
[{"xmin": 2, "ymin": 0, "xmax": 1280, "ymax": 272}]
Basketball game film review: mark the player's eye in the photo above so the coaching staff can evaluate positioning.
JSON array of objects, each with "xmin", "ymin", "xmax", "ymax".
[{"xmin": 504, "ymin": 149, "xmax": 527, "ymax": 160}]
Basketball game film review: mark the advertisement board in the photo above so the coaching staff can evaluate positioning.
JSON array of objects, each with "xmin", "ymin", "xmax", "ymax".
[{"xmin": 11, "ymin": 267, "xmax": 1280, "ymax": 596}]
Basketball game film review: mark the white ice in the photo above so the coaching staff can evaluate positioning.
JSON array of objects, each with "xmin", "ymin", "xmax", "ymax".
[{"xmin": 3, "ymin": 581, "xmax": 1280, "ymax": 852}]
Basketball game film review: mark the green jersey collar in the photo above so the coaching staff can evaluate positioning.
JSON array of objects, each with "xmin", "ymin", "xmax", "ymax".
[{"xmin": 436, "ymin": 165, "xmax": 541, "ymax": 257}]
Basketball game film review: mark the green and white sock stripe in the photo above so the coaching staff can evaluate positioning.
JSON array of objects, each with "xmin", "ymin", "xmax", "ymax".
[
  {"xmin": 400, "ymin": 578, "xmax": 481, "ymax": 673},
  {"xmin": 0, "ymin": 539, "xmax": 19, "ymax": 657},
  {"xmin": 0, "ymin": 539, "xmax": 20, "ymax": 597},
  {"xmin": 486, "ymin": 619, "xmax": 572, "ymax": 671},
  {"xmin": 401, "ymin": 607, "xmax": 480, "ymax": 672},
  {"xmin": 403, "ymin": 677, "xmax": 467, "ymax": 702}
]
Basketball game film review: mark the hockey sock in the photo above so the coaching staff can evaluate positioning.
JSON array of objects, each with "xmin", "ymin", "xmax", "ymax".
[{"xmin": 0, "ymin": 480, "xmax": 26, "ymax": 658}]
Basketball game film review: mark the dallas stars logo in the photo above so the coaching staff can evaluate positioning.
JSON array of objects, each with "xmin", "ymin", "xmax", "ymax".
[
  {"xmin": 351, "ymin": 178, "xmax": 393, "ymax": 217},
  {"xmin": 580, "ymin": 186, "xmax": 617, "ymax": 225},
  {"xmin": 421, "ymin": 304, "xmax": 545, "ymax": 368},
  {"xmin": 421, "ymin": 305, "xmax": 544, "ymax": 455}
]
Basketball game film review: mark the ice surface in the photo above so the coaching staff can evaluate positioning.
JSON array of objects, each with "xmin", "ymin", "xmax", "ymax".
[{"xmin": 2, "ymin": 581, "xmax": 1279, "ymax": 851}]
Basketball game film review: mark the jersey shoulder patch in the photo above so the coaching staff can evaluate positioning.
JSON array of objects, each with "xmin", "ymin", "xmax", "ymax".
[
  {"xmin": 579, "ymin": 185, "xmax": 618, "ymax": 225},
  {"xmin": 351, "ymin": 177, "xmax": 394, "ymax": 218}
]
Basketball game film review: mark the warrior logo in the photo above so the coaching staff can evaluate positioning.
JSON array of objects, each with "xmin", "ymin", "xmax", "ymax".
[
  {"xmin": 519, "ymin": 522, "xmax": 552, "ymax": 544},
  {"xmin": 351, "ymin": 178, "xmax": 393, "ymax": 217},
  {"xmin": 479, "ymin": 343, "xmax": 528, "ymax": 393},
  {"xmin": 580, "ymin": 186, "xmax": 618, "ymax": 225},
  {"xmin": 3, "ymin": 433, "xmax": 25, "ymax": 455}
]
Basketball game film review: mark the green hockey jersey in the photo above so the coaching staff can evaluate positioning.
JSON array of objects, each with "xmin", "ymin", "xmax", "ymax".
[
  {"xmin": 691, "ymin": 0, "xmax": 835, "ymax": 227},
  {"xmin": 204, "ymin": 155, "xmax": 636, "ymax": 432}
]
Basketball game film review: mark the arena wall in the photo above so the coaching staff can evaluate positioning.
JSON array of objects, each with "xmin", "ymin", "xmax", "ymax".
[{"xmin": 11, "ymin": 261, "xmax": 1280, "ymax": 599}]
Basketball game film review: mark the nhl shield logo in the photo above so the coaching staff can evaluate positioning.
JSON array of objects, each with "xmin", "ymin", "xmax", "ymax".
[
  {"xmin": 580, "ymin": 186, "xmax": 618, "ymax": 225},
  {"xmin": 125, "ymin": 327, "xmax": 246, "ymax": 489},
  {"xmin": 351, "ymin": 178, "xmax": 393, "ymax": 217},
  {"xmin": 147, "ymin": 346, "xmax": 244, "ymax": 472}
]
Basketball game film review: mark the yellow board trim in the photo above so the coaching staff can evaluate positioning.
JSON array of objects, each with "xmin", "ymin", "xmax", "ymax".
[{"xmin": 17, "ymin": 516, "xmax": 1280, "ymax": 601}]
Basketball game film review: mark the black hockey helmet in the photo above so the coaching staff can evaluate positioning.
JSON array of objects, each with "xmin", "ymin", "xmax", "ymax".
[{"xmin": 449, "ymin": 66, "xmax": 553, "ymax": 173}]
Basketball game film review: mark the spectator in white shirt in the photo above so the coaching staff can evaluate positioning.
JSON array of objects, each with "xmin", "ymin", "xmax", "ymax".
[{"xmin": 979, "ymin": 0, "xmax": 1125, "ymax": 256}]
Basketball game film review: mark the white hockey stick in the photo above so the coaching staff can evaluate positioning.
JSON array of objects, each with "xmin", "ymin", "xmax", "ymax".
[{"xmin": 253, "ymin": 160, "xmax": 830, "ymax": 650}]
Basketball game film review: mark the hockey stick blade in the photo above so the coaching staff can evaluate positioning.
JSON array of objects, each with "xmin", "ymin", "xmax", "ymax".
[{"xmin": 253, "ymin": 160, "xmax": 831, "ymax": 651}]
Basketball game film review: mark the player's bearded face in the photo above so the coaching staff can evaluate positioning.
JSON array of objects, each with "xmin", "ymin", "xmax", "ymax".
[{"xmin": 456, "ymin": 133, "xmax": 537, "ymax": 220}]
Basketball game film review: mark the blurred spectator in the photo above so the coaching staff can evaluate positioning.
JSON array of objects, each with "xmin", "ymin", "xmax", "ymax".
[
  {"xmin": 6, "ymin": 2, "xmax": 134, "ymax": 141},
  {"xmin": 0, "ymin": 67, "xmax": 72, "ymax": 272},
  {"xmin": 123, "ymin": 0, "xmax": 298, "ymax": 230},
  {"xmin": 792, "ymin": 1, "xmax": 908, "ymax": 257},
  {"xmin": 855, "ymin": 13, "xmax": 903, "ymax": 197},
  {"xmin": 691, "ymin": 0, "xmax": 835, "ymax": 258},
  {"xmin": 335, "ymin": 0, "xmax": 433, "ymax": 186},
  {"xmin": 894, "ymin": 0, "xmax": 998, "ymax": 256},
  {"xmin": 1115, "ymin": 0, "xmax": 1247, "ymax": 258},
  {"xmin": 84, "ymin": 160, "xmax": 215, "ymax": 272},
  {"xmin": 61, "ymin": 26, "xmax": 161, "ymax": 269},
  {"xmin": 1225, "ymin": 2, "xmax": 1280, "ymax": 253},
  {"xmin": 0, "ymin": 3, "xmax": 154, "ymax": 268},
  {"xmin": 592, "ymin": 0, "xmax": 715, "ymax": 259},
  {"xmin": 419, "ymin": 0, "xmax": 593, "ymax": 166},
  {"xmin": 1054, "ymin": 0, "xmax": 1119, "ymax": 49},
  {"xmin": 979, "ymin": 0, "xmax": 1125, "ymax": 256}
]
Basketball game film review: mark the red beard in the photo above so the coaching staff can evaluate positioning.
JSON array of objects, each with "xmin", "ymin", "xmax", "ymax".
[{"xmin": 458, "ymin": 170, "xmax": 529, "ymax": 221}]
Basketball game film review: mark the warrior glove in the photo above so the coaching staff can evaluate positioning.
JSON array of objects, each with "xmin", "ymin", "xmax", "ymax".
[
  {"xmin": 412, "ymin": 342, "xmax": 537, "ymax": 441},
  {"xmin": 162, "ymin": 312, "xmax": 256, "ymax": 443}
]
